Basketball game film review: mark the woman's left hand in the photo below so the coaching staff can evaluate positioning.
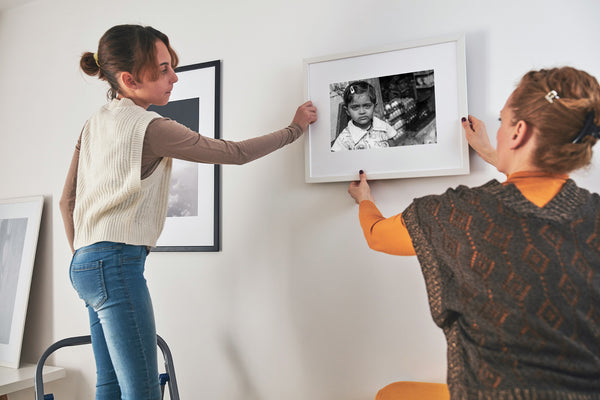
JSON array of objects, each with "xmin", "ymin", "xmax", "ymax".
[{"xmin": 348, "ymin": 171, "xmax": 374, "ymax": 204}]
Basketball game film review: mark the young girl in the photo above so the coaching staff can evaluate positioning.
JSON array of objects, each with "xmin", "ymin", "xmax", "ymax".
[
  {"xmin": 59, "ymin": 24, "xmax": 316, "ymax": 400},
  {"xmin": 331, "ymin": 80, "xmax": 400, "ymax": 151},
  {"xmin": 348, "ymin": 67, "xmax": 600, "ymax": 399}
]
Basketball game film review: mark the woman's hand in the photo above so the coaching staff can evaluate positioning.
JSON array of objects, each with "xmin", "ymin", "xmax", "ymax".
[
  {"xmin": 461, "ymin": 115, "xmax": 498, "ymax": 167},
  {"xmin": 348, "ymin": 170, "xmax": 375, "ymax": 204},
  {"xmin": 292, "ymin": 101, "xmax": 318, "ymax": 131}
]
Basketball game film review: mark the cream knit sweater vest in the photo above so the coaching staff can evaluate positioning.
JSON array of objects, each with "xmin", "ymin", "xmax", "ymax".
[{"xmin": 73, "ymin": 98, "xmax": 172, "ymax": 250}]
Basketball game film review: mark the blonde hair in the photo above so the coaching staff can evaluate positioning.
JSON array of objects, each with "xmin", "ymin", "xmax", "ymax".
[{"xmin": 509, "ymin": 67, "xmax": 600, "ymax": 174}]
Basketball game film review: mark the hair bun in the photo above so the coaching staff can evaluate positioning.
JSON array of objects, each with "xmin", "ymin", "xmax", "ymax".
[{"xmin": 80, "ymin": 51, "xmax": 100, "ymax": 76}]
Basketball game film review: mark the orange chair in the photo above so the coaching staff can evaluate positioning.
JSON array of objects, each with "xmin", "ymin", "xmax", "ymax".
[{"xmin": 375, "ymin": 381, "xmax": 450, "ymax": 400}]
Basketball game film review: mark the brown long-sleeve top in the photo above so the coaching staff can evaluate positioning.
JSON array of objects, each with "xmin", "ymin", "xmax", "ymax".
[
  {"xmin": 358, "ymin": 171, "xmax": 569, "ymax": 255},
  {"xmin": 60, "ymin": 118, "xmax": 304, "ymax": 252}
]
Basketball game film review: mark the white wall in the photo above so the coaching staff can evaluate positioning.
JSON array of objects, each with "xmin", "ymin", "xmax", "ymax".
[{"xmin": 2, "ymin": 0, "xmax": 600, "ymax": 399}]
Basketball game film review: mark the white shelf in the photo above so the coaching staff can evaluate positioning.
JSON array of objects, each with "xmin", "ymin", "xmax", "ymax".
[{"xmin": 0, "ymin": 363, "xmax": 65, "ymax": 395}]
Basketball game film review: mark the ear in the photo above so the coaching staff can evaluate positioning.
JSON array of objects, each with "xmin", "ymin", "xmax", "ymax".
[
  {"xmin": 119, "ymin": 72, "xmax": 139, "ymax": 91},
  {"xmin": 509, "ymin": 120, "xmax": 531, "ymax": 150}
]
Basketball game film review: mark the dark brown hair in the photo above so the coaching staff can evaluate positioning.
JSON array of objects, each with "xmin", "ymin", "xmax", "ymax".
[
  {"xmin": 80, "ymin": 25, "xmax": 179, "ymax": 100},
  {"xmin": 343, "ymin": 81, "xmax": 377, "ymax": 105},
  {"xmin": 509, "ymin": 67, "xmax": 600, "ymax": 174}
]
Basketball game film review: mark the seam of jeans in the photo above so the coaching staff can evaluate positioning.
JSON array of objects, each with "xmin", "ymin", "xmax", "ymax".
[
  {"xmin": 117, "ymin": 259, "xmax": 155, "ymax": 399},
  {"xmin": 77, "ymin": 243, "xmax": 121, "ymax": 254}
]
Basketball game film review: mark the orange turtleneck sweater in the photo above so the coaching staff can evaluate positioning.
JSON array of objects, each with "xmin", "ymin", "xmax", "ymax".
[{"xmin": 358, "ymin": 171, "xmax": 569, "ymax": 256}]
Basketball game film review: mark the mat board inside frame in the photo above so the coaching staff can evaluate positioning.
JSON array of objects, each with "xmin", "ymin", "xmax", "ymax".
[{"xmin": 304, "ymin": 34, "xmax": 469, "ymax": 183}]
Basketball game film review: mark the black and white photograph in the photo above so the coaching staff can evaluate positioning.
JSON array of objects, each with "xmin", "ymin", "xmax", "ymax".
[
  {"xmin": 329, "ymin": 70, "xmax": 436, "ymax": 152},
  {"xmin": 304, "ymin": 35, "xmax": 469, "ymax": 182},
  {"xmin": 0, "ymin": 218, "xmax": 27, "ymax": 344},
  {"xmin": 0, "ymin": 195, "xmax": 43, "ymax": 368},
  {"xmin": 149, "ymin": 97, "xmax": 200, "ymax": 218}
]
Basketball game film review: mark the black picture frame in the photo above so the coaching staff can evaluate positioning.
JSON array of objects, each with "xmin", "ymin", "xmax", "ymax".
[{"xmin": 149, "ymin": 60, "xmax": 221, "ymax": 252}]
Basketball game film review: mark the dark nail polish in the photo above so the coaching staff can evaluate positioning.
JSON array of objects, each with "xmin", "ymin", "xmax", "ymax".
[
  {"xmin": 359, "ymin": 170, "xmax": 364, "ymax": 174},
  {"xmin": 461, "ymin": 117, "xmax": 466, "ymax": 122}
]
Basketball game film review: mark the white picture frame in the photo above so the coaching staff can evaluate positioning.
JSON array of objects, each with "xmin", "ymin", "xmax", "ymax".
[
  {"xmin": 0, "ymin": 195, "xmax": 43, "ymax": 368},
  {"xmin": 304, "ymin": 34, "xmax": 469, "ymax": 183}
]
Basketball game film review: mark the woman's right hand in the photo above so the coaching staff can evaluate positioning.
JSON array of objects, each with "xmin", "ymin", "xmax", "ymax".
[
  {"xmin": 292, "ymin": 101, "xmax": 318, "ymax": 131},
  {"xmin": 348, "ymin": 170, "xmax": 375, "ymax": 204},
  {"xmin": 461, "ymin": 115, "xmax": 498, "ymax": 167}
]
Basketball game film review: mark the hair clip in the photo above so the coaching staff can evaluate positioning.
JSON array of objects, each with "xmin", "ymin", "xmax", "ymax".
[
  {"xmin": 545, "ymin": 90, "xmax": 560, "ymax": 103},
  {"xmin": 349, "ymin": 85, "xmax": 355, "ymax": 95},
  {"xmin": 572, "ymin": 111, "xmax": 600, "ymax": 143}
]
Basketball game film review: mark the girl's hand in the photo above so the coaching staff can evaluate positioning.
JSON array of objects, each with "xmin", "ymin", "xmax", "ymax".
[
  {"xmin": 461, "ymin": 115, "xmax": 498, "ymax": 167},
  {"xmin": 292, "ymin": 101, "xmax": 318, "ymax": 131},
  {"xmin": 348, "ymin": 171, "xmax": 375, "ymax": 204}
]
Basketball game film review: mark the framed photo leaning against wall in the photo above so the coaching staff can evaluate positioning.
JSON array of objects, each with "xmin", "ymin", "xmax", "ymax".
[{"xmin": 0, "ymin": 195, "xmax": 43, "ymax": 368}]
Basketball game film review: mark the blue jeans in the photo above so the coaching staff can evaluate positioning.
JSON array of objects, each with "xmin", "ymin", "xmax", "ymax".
[{"xmin": 70, "ymin": 242, "xmax": 160, "ymax": 400}]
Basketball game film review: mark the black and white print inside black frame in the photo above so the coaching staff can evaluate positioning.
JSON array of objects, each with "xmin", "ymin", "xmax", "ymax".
[{"xmin": 149, "ymin": 60, "xmax": 221, "ymax": 252}]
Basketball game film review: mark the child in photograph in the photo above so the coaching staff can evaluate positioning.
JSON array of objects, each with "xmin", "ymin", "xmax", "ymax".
[{"xmin": 331, "ymin": 81, "xmax": 401, "ymax": 151}]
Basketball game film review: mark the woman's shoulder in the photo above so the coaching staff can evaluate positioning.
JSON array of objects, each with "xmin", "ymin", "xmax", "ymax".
[
  {"xmin": 560, "ymin": 179, "xmax": 600, "ymax": 206},
  {"xmin": 415, "ymin": 179, "xmax": 501, "ymax": 201}
]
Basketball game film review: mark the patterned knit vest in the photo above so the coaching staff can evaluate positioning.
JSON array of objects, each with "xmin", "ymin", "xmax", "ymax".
[
  {"xmin": 403, "ymin": 179, "xmax": 600, "ymax": 400},
  {"xmin": 74, "ymin": 98, "xmax": 172, "ymax": 249}
]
